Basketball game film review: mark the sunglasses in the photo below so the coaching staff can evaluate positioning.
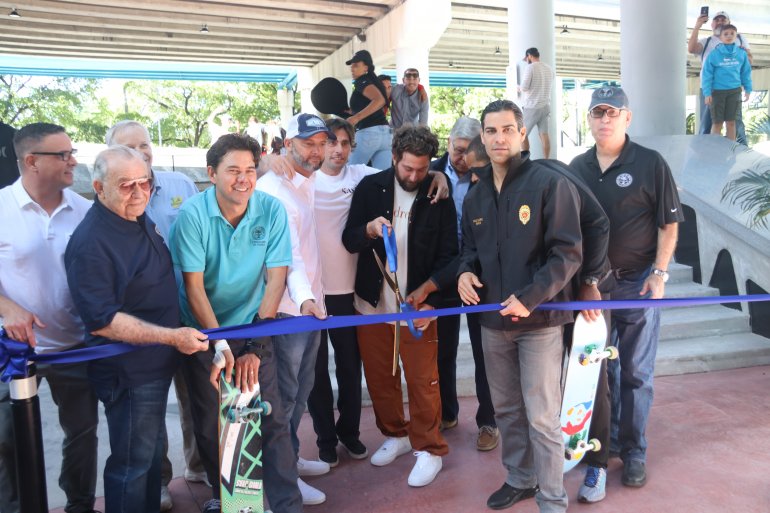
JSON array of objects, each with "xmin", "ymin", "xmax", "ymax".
[
  {"xmin": 31, "ymin": 149, "xmax": 78, "ymax": 161},
  {"xmin": 589, "ymin": 107, "xmax": 626, "ymax": 119},
  {"xmin": 117, "ymin": 177, "xmax": 153, "ymax": 194}
]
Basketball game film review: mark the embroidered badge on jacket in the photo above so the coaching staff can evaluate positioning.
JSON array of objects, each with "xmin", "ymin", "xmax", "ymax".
[{"xmin": 519, "ymin": 205, "xmax": 531, "ymax": 225}]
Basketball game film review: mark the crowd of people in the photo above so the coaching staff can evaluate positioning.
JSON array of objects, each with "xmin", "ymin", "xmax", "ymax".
[{"xmin": 4, "ymin": 17, "xmax": 734, "ymax": 512}]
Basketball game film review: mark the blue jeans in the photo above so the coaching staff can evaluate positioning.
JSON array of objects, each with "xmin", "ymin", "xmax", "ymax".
[
  {"xmin": 607, "ymin": 267, "xmax": 661, "ymax": 463},
  {"xmin": 349, "ymin": 125, "xmax": 393, "ymax": 170},
  {"xmin": 91, "ymin": 374, "xmax": 171, "ymax": 513},
  {"xmin": 481, "ymin": 326, "xmax": 567, "ymax": 513},
  {"xmin": 698, "ymin": 87, "xmax": 746, "ymax": 144},
  {"xmin": 272, "ymin": 321, "xmax": 322, "ymax": 457}
]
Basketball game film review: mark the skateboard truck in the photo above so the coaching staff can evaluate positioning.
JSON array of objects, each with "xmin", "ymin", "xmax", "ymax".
[
  {"xmin": 578, "ymin": 345, "xmax": 619, "ymax": 366},
  {"xmin": 565, "ymin": 438, "xmax": 602, "ymax": 460},
  {"xmin": 227, "ymin": 401, "xmax": 272, "ymax": 424}
]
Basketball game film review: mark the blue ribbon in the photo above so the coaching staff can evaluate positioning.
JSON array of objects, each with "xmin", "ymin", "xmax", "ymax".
[
  {"xmin": 380, "ymin": 223, "xmax": 422, "ymax": 338},
  {"xmin": 3, "ymin": 293, "xmax": 770, "ymax": 382}
]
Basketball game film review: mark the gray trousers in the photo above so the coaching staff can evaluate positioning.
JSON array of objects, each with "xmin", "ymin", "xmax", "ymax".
[
  {"xmin": 0, "ymin": 361, "xmax": 99, "ymax": 513},
  {"xmin": 182, "ymin": 337, "xmax": 302, "ymax": 513},
  {"xmin": 481, "ymin": 325, "xmax": 568, "ymax": 513}
]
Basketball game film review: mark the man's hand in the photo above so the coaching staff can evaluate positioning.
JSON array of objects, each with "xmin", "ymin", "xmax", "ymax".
[
  {"xmin": 426, "ymin": 171, "xmax": 449, "ymax": 204},
  {"xmin": 500, "ymin": 294, "xmax": 530, "ymax": 321},
  {"xmin": 640, "ymin": 274, "xmax": 665, "ymax": 300},
  {"xmin": 743, "ymin": 91, "xmax": 750, "ymax": 102},
  {"xmin": 366, "ymin": 217, "xmax": 392, "ymax": 239},
  {"xmin": 458, "ymin": 272, "xmax": 483, "ymax": 305},
  {"xmin": 262, "ymin": 154, "xmax": 296, "ymax": 179},
  {"xmin": 234, "ymin": 354, "xmax": 261, "ymax": 393},
  {"xmin": 695, "ymin": 14, "xmax": 708, "ymax": 28},
  {"xmin": 578, "ymin": 284, "xmax": 602, "ymax": 322},
  {"xmin": 301, "ymin": 299, "xmax": 327, "ymax": 319},
  {"xmin": 169, "ymin": 327, "xmax": 209, "ymax": 355},
  {"xmin": 412, "ymin": 304, "xmax": 436, "ymax": 331},
  {"xmin": 209, "ymin": 348, "xmax": 235, "ymax": 389},
  {"xmin": 1, "ymin": 301, "xmax": 45, "ymax": 347},
  {"xmin": 405, "ymin": 279, "xmax": 437, "ymax": 308},
  {"xmin": 705, "ymin": 95, "xmax": 713, "ymax": 105}
]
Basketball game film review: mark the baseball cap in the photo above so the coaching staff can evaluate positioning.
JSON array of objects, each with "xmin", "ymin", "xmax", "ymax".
[
  {"xmin": 345, "ymin": 50, "xmax": 374, "ymax": 67},
  {"xmin": 713, "ymin": 11, "xmax": 729, "ymax": 21},
  {"xmin": 285, "ymin": 113, "xmax": 336, "ymax": 140},
  {"xmin": 589, "ymin": 86, "xmax": 630, "ymax": 110}
]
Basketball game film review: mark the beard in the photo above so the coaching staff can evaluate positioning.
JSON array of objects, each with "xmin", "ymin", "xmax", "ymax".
[
  {"xmin": 396, "ymin": 173, "xmax": 422, "ymax": 192},
  {"xmin": 290, "ymin": 145, "xmax": 322, "ymax": 173}
]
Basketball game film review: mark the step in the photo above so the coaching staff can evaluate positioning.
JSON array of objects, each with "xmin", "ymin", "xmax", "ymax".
[
  {"xmin": 660, "ymin": 304, "xmax": 749, "ymax": 340},
  {"xmin": 654, "ymin": 332, "xmax": 770, "ymax": 376},
  {"xmin": 667, "ymin": 262, "xmax": 694, "ymax": 284}
]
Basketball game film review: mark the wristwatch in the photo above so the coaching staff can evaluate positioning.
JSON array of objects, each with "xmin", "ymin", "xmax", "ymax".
[
  {"xmin": 583, "ymin": 276, "xmax": 599, "ymax": 287},
  {"xmin": 652, "ymin": 268, "xmax": 669, "ymax": 283}
]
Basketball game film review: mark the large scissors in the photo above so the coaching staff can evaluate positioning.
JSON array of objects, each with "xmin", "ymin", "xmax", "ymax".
[{"xmin": 372, "ymin": 223, "xmax": 421, "ymax": 376}]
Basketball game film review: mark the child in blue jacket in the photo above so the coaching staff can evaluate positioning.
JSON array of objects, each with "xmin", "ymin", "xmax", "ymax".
[{"xmin": 702, "ymin": 24, "xmax": 752, "ymax": 141}]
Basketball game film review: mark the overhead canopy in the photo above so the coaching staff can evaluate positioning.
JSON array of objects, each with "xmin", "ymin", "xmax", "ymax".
[{"xmin": 0, "ymin": 0, "xmax": 768, "ymax": 82}]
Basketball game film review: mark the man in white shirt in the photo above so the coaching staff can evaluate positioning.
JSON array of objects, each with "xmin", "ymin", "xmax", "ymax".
[
  {"xmin": 0, "ymin": 123, "xmax": 98, "ymax": 513},
  {"xmin": 519, "ymin": 47, "xmax": 555, "ymax": 158},
  {"xmin": 255, "ymin": 112, "xmax": 331, "ymax": 506}
]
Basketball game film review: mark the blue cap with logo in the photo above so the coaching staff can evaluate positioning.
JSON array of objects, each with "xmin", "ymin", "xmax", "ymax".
[
  {"xmin": 589, "ymin": 86, "xmax": 630, "ymax": 110},
  {"xmin": 286, "ymin": 113, "xmax": 336, "ymax": 140}
]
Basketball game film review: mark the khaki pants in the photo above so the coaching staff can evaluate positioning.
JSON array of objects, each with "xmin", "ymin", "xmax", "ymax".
[{"xmin": 357, "ymin": 321, "xmax": 448, "ymax": 456}]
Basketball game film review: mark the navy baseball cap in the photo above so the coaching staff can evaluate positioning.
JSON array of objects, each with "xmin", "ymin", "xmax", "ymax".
[
  {"xmin": 589, "ymin": 87, "xmax": 630, "ymax": 110},
  {"xmin": 285, "ymin": 113, "xmax": 336, "ymax": 140}
]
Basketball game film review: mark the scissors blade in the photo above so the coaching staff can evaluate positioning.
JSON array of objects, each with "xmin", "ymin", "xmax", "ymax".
[{"xmin": 373, "ymin": 250, "xmax": 398, "ymax": 293}]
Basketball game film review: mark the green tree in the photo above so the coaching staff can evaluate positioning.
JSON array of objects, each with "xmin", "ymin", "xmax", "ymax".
[{"xmin": 429, "ymin": 87, "xmax": 506, "ymax": 151}]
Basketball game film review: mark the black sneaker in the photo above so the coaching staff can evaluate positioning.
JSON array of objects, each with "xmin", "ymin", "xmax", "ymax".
[
  {"xmin": 622, "ymin": 459, "xmax": 647, "ymax": 487},
  {"xmin": 486, "ymin": 483, "xmax": 539, "ymax": 510},
  {"xmin": 319, "ymin": 446, "xmax": 339, "ymax": 467},
  {"xmin": 202, "ymin": 498, "xmax": 221, "ymax": 513},
  {"xmin": 341, "ymin": 438, "xmax": 368, "ymax": 459}
]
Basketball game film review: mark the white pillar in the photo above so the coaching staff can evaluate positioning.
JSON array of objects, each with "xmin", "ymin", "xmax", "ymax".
[
  {"xmin": 277, "ymin": 89, "xmax": 293, "ymax": 128},
  {"xmin": 508, "ymin": 0, "xmax": 557, "ymax": 159},
  {"xmin": 621, "ymin": 0, "xmax": 686, "ymax": 136},
  {"xmin": 395, "ymin": 46, "xmax": 431, "ymax": 89},
  {"xmin": 296, "ymin": 67, "xmax": 314, "ymax": 115}
]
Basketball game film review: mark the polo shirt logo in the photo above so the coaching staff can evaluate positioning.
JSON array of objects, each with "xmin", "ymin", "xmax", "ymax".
[
  {"xmin": 171, "ymin": 196, "xmax": 183, "ymax": 209},
  {"xmin": 518, "ymin": 205, "xmax": 531, "ymax": 225},
  {"xmin": 616, "ymin": 173, "xmax": 633, "ymax": 187},
  {"xmin": 251, "ymin": 226, "xmax": 266, "ymax": 245}
]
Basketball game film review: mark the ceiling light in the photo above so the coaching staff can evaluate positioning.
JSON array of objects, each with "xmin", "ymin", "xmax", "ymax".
[
  {"xmin": 200, "ymin": 24, "xmax": 209, "ymax": 34},
  {"xmin": 495, "ymin": 46, "xmax": 501, "ymax": 56},
  {"xmin": 597, "ymin": 53, "xmax": 604, "ymax": 61},
  {"xmin": 9, "ymin": 8, "xmax": 21, "ymax": 18},
  {"xmin": 448, "ymin": 61, "xmax": 454, "ymax": 68},
  {"xmin": 561, "ymin": 25, "xmax": 569, "ymax": 34}
]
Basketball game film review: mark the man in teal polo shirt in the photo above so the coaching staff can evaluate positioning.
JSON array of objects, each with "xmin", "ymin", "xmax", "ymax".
[{"xmin": 169, "ymin": 133, "xmax": 302, "ymax": 513}]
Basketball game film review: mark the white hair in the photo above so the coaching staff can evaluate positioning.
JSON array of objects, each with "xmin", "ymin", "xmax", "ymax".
[
  {"xmin": 105, "ymin": 120, "xmax": 151, "ymax": 147},
  {"xmin": 92, "ymin": 145, "xmax": 146, "ymax": 183}
]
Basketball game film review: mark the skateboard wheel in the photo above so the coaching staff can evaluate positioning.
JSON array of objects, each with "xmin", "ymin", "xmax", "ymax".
[
  {"xmin": 578, "ymin": 354, "xmax": 589, "ymax": 366},
  {"xmin": 588, "ymin": 438, "xmax": 602, "ymax": 452},
  {"xmin": 226, "ymin": 410, "xmax": 237, "ymax": 423},
  {"xmin": 606, "ymin": 346, "xmax": 619, "ymax": 360},
  {"xmin": 565, "ymin": 449, "xmax": 575, "ymax": 460},
  {"xmin": 261, "ymin": 401, "xmax": 272, "ymax": 416}
]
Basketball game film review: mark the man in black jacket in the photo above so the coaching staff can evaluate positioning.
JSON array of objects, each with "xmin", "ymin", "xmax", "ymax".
[
  {"xmin": 458, "ymin": 100, "xmax": 582, "ymax": 512},
  {"xmin": 342, "ymin": 125, "xmax": 458, "ymax": 488}
]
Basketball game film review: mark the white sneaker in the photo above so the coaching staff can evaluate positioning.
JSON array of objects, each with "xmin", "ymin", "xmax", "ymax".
[
  {"xmin": 297, "ymin": 456, "xmax": 330, "ymax": 476},
  {"xmin": 370, "ymin": 436, "xmax": 412, "ymax": 467},
  {"xmin": 160, "ymin": 485, "xmax": 173, "ymax": 511},
  {"xmin": 407, "ymin": 451, "xmax": 442, "ymax": 487},
  {"xmin": 298, "ymin": 477, "xmax": 326, "ymax": 505}
]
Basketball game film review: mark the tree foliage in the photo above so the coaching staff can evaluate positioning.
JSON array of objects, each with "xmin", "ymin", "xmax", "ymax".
[{"xmin": 429, "ymin": 86, "xmax": 506, "ymax": 151}]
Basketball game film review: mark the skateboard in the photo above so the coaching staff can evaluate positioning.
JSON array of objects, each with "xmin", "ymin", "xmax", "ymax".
[
  {"xmin": 310, "ymin": 77, "xmax": 350, "ymax": 117},
  {"xmin": 219, "ymin": 371, "xmax": 272, "ymax": 513},
  {"xmin": 560, "ymin": 312, "xmax": 616, "ymax": 473}
]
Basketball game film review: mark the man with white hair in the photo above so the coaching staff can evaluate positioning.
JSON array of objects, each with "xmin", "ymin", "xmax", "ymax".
[
  {"xmin": 106, "ymin": 120, "xmax": 202, "ymax": 510},
  {"xmin": 65, "ymin": 145, "xmax": 208, "ymax": 513}
]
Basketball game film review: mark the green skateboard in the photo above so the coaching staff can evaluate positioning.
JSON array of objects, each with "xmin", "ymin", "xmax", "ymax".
[{"xmin": 219, "ymin": 371, "xmax": 271, "ymax": 513}]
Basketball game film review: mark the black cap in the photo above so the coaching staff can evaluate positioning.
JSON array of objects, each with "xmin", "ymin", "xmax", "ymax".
[{"xmin": 345, "ymin": 50, "xmax": 374, "ymax": 67}]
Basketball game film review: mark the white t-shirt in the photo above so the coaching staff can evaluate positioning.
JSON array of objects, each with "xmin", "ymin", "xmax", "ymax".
[
  {"xmin": 256, "ymin": 170, "xmax": 323, "ymax": 316},
  {"xmin": 0, "ymin": 180, "xmax": 92, "ymax": 353},
  {"xmin": 314, "ymin": 164, "xmax": 378, "ymax": 295},
  {"xmin": 354, "ymin": 177, "xmax": 416, "ymax": 320}
]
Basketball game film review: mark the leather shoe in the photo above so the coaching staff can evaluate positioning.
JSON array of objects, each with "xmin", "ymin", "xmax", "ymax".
[
  {"xmin": 486, "ymin": 483, "xmax": 538, "ymax": 510},
  {"xmin": 622, "ymin": 459, "xmax": 647, "ymax": 487}
]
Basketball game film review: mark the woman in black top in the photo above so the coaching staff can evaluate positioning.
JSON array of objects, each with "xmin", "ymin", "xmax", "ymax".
[{"xmin": 345, "ymin": 50, "xmax": 393, "ymax": 170}]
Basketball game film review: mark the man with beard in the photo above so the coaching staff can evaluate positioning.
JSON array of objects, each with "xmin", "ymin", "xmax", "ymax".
[
  {"xmin": 255, "ymin": 113, "xmax": 332, "ymax": 506},
  {"xmin": 342, "ymin": 125, "xmax": 458, "ymax": 488}
]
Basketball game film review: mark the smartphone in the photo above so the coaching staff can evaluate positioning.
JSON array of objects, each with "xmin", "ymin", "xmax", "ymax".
[{"xmin": 700, "ymin": 6, "xmax": 709, "ymax": 18}]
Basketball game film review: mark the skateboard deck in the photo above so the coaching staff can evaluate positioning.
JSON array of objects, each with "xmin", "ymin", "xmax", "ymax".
[
  {"xmin": 560, "ymin": 312, "xmax": 615, "ymax": 473},
  {"xmin": 219, "ymin": 372, "xmax": 271, "ymax": 513}
]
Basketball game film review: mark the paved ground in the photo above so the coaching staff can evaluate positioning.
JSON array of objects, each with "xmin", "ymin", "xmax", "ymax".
[{"xmin": 46, "ymin": 365, "xmax": 770, "ymax": 512}]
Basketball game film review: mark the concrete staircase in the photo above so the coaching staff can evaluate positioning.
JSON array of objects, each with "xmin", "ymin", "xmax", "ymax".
[{"xmin": 327, "ymin": 261, "xmax": 770, "ymax": 402}]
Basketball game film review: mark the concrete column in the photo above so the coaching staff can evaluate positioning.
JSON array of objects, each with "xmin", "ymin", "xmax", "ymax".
[
  {"xmin": 296, "ymin": 67, "xmax": 314, "ymax": 114},
  {"xmin": 277, "ymin": 88, "xmax": 293, "ymax": 128},
  {"xmin": 507, "ymin": 0, "xmax": 557, "ymax": 159},
  {"xmin": 395, "ymin": 46, "xmax": 431, "ymax": 89},
  {"xmin": 621, "ymin": 0, "xmax": 687, "ymax": 136}
]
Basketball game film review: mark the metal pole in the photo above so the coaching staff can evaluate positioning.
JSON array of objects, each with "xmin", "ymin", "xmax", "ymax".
[{"xmin": 10, "ymin": 364, "xmax": 48, "ymax": 513}]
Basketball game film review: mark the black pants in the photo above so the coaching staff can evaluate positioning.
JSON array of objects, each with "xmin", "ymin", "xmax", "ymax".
[
  {"xmin": 307, "ymin": 293, "xmax": 363, "ymax": 450},
  {"xmin": 182, "ymin": 336, "xmax": 302, "ymax": 512},
  {"xmin": 563, "ymin": 310, "xmax": 612, "ymax": 469},
  {"xmin": 437, "ymin": 312, "xmax": 496, "ymax": 428}
]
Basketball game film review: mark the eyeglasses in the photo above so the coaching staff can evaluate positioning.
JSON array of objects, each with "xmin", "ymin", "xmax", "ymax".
[
  {"xmin": 31, "ymin": 149, "xmax": 78, "ymax": 161},
  {"xmin": 589, "ymin": 107, "xmax": 626, "ymax": 119},
  {"xmin": 117, "ymin": 177, "xmax": 153, "ymax": 194},
  {"xmin": 404, "ymin": 73, "xmax": 419, "ymax": 78}
]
